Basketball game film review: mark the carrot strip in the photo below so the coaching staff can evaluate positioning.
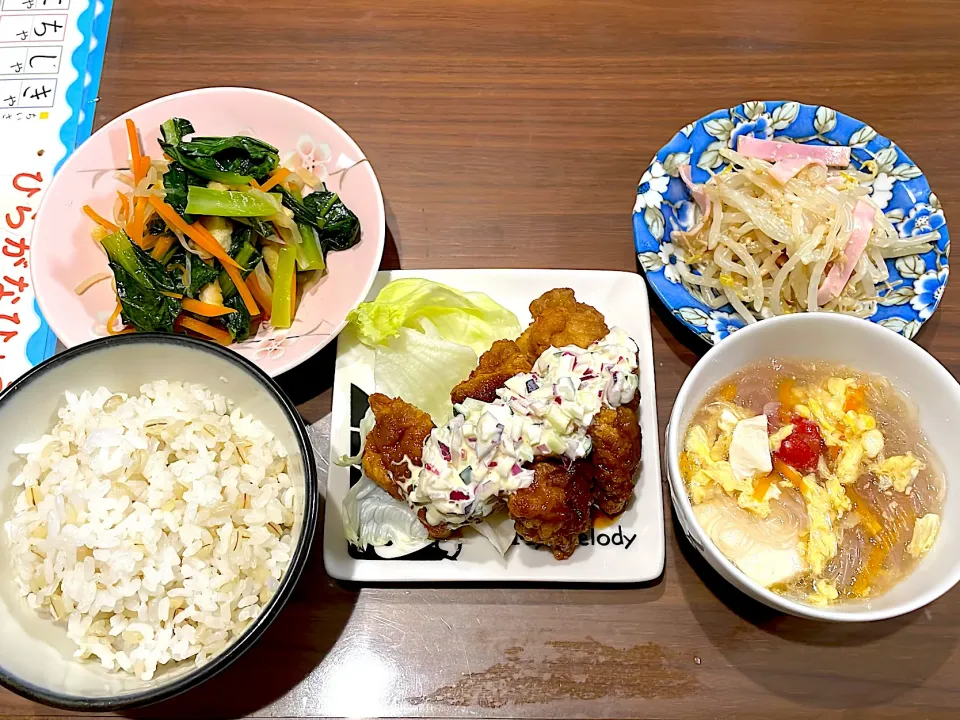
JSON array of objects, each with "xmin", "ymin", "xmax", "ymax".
[
  {"xmin": 177, "ymin": 315, "xmax": 233, "ymax": 345},
  {"xmin": 106, "ymin": 301, "xmax": 125, "ymax": 335},
  {"xmin": 116, "ymin": 191, "xmax": 130, "ymax": 220},
  {"xmin": 258, "ymin": 168, "xmax": 291, "ymax": 193},
  {"xmin": 129, "ymin": 197, "xmax": 146, "ymax": 246},
  {"xmin": 83, "ymin": 205, "xmax": 119, "ymax": 233},
  {"xmin": 139, "ymin": 154, "xmax": 152, "ymax": 180},
  {"xmin": 182, "ymin": 298, "xmax": 237, "ymax": 317},
  {"xmin": 150, "ymin": 234, "xmax": 175, "ymax": 260},
  {"xmin": 249, "ymin": 178, "xmax": 261, "ymax": 190},
  {"xmin": 140, "ymin": 234, "xmax": 160, "ymax": 251},
  {"xmin": 147, "ymin": 197, "xmax": 241, "ymax": 268},
  {"xmin": 126, "ymin": 119, "xmax": 144, "ymax": 183},
  {"xmin": 245, "ymin": 274, "xmax": 272, "ymax": 318},
  {"xmin": 225, "ymin": 263, "xmax": 260, "ymax": 316}
]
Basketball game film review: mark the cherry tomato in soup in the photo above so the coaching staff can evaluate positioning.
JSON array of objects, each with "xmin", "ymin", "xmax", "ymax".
[{"xmin": 774, "ymin": 416, "xmax": 824, "ymax": 474}]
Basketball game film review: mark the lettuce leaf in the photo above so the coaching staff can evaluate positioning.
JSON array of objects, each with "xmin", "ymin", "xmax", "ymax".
[
  {"xmin": 347, "ymin": 278, "xmax": 521, "ymax": 355},
  {"xmin": 343, "ymin": 476, "xmax": 431, "ymax": 558},
  {"xmin": 374, "ymin": 323, "xmax": 478, "ymax": 424},
  {"xmin": 347, "ymin": 279, "xmax": 522, "ymax": 424}
]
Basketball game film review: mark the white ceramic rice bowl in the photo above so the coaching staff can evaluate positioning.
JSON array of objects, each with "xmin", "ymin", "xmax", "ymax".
[
  {"xmin": 666, "ymin": 314, "xmax": 960, "ymax": 621},
  {"xmin": 0, "ymin": 334, "xmax": 317, "ymax": 710}
]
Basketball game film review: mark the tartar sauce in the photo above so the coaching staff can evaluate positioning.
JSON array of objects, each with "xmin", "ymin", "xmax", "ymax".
[{"xmin": 401, "ymin": 328, "xmax": 639, "ymax": 528}]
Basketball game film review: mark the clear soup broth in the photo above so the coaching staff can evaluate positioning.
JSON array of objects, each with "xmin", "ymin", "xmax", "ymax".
[{"xmin": 680, "ymin": 359, "xmax": 944, "ymax": 606}]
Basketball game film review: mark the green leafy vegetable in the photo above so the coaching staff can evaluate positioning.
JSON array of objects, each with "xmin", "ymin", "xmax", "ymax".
[
  {"xmin": 99, "ymin": 230, "xmax": 181, "ymax": 332},
  {"xmin": 296, "ymin": 224, "xmax": 326, "ymax": 272},
  {"xmin": 270, "ymin": 244, "xmax": 298, "ymax": 329},
  {"xmin": 145, "ymin": 216, "xmax": 169, "ymax": 237},
  {"xmin": 286, "ymin": 186, "xmax": 325, "ymax": 271},
  {"xmin": 222, "ymin": 293, "xmax": 252, "ymax": 342},
  {"xmin": 218, "ymin": 233, "xmax": 261, "ymax": 299},
  {"xmin": 278, "ymin": 186, "xmax": 360, "ymax": 254},
  {"xmin": 185, "ymin": 186, "xmax": 282, "ymax": 217},
  {"xmin": 348, "ymin": 278, "xmax": 522, "ymax": 355},
  {"xmin": 233, "ymin": 216, "xmax": 274, "ymax": 239},
  {"xmin": 346, "ymin": 279, "xmax": 522, "ymax": 423},
  {"xmin": 182, "ymin": 254, "xmax": 222, "ymax": 298},
  {"xmin": 158, "ymin": 117, "xmax": 280, "ymax": 185},
  {"xmin": 159, "ymin": 119, "xmax": 204, "ymax": 222},
  {"xmin": 303, "ymin": 190, "xmax": 360, "ymax": 251}
]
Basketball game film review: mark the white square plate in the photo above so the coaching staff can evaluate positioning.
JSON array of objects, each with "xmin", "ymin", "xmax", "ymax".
[{"xmin": 322, "ymin": 269, "xmax": 664, "ymax": 583}]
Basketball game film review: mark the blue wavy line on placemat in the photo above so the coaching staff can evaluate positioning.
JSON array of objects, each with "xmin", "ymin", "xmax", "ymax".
[
  {"xmin": 26, "ymin": 0, "xmax": 107, "ymax": 366},
  {"xmin": 54, "ymin": 0, "xmax": 96, "ymax": 173},
  {"xmin": 76, "ymin": 0, "xmax": 115, "ymax": 144}
]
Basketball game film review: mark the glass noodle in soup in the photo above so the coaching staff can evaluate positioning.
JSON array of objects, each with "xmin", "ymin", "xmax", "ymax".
[{"xmin": 679, "ymin": 359, "xmax": 944, "ymax": 606}]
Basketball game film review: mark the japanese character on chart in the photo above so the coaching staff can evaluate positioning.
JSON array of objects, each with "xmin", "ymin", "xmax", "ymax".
[
  {"xmin": 12, "ymin": 173, "xmax": 43, "ymax": 198},
  {"xmin": 33, "ymin": 21, "xmax": 64, "ymax": 38},
  {"xmin": 0, "ymin": 329, "xmax": 17, "ymax": 343},
  {"xmin": 0, "ymin": 313, "xmax": 20, "ymax": 326},
  {"xmin": 3, "ymin": 96, "xmax": 15, "ymax": 108},
  {"xmin": 3, "ymin": 276, "xmax": 28, "ymax": 293},
  {"xmin": 16, "ymin": 30, "xmax": 29, "ymax": 42},
  {"xmin": 10, "ymin": 63, "xmax": 23, "ymax": 74},
  {"xmin": 4, "ymin": 238, "xmax": 30, "ymax": 259},
  {"xmin": 23, "ymin": 85, "xmax": 52, "ymax": 102},
  {"xmin": 5, "ymin": 207, "xmax": 30, "ymax": 231},
  {"xmin": 28, "ymin": 54, "xmax": 58, "ymax": 70}
]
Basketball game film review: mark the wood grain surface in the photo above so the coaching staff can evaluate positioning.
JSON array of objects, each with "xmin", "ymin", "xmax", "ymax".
[{"xmin": 5, "ymin": 0, "xmax": 960, "ymax": 717}]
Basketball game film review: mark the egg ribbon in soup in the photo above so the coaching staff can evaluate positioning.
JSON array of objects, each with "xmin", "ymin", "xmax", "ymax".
[{"xmin": 679, "ymin": 361, "xmax": 943, "ymax": 606}]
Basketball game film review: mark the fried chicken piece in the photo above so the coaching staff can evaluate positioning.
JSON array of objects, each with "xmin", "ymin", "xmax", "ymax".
[
  {"xmin": 516, "ymin": 288, "xmax": 609, "ymax": 362},
  {"xmin": 361, "ymin": 394, "xmax": 455, "ymax": 539},
  {"xmin": 508, "ymin": 460, "xmax": 594, "ymax": 560},
  {"xmin": 361, "ymin": 393, "xmax": 434, "ymax": 501},
  {"xmin": 450, "ymin": 339, "xmax": 533, "ymax": 405},
  {"xmin": 588, "ymin": 405, "xmax": 642, "ymax": 515}
]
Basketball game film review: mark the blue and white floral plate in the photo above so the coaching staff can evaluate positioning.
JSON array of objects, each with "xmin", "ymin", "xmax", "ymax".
[{"xmin": 632, "ymin": 100, "xmax": 949, "ymax": 344}]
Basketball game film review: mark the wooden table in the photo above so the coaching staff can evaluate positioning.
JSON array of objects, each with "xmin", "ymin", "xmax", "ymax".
[{"xmin": 5, "ymin": 0, "xmax": 960, "ymax": 717}]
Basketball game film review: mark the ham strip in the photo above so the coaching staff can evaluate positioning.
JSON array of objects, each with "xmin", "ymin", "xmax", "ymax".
[
  {"xmin": 679, "ymin": 164, "xmax": 710, "ymax": 213},
  {"xmin": 738, "ymin": 136, "xmax": 851, "ymax": 167},
  {"xmin": 816, "ymin": 199, "xmax": 876, "ymax": 305},
  {"xmin": 769, "ymin": 157, "xmax": 827, "ymax": 184}
]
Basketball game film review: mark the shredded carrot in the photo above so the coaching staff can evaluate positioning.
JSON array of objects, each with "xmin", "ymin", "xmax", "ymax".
[
  {"xmin": 150, "ymin": 234, "xmax": 175, "ymax": 260},
  {"xmin": 245, "ymin": 274, "xmax": 272, "ymax": 319},
  {"xmin": 258, "ymin": 168, "xmax": 291, "ymax": 193},
  {"xmin": 126, "ymin": 119, "xmax": 144, "ymax": 183},
  {"xmin": 161, "ymin": 291, "xmax": 184, "ymax": 299},
  {"xmin": 774, "ymin": 459, "xmax": 803, "ymax": 487},
  {"xmin": 753, "ymin": 471, "xmax": 776, "ymax": 501},
  {"xmin": 225, "ymin": 263, "xmax": 260, "ymax": 316},
  {"xmin": 140, "ymin": 234, "xmax": 160, "ymax": 251},
  {"xmin": 106, "ymin": 301, "xmax": 125, "ymax": 335},
  {"xmin": 182, "ymin": 298, "xmax": 236, "ymax": 317},
  {"xmin": 147, "ymin": 197, "xmax": 240, "ymax": 268},
  {"xmin": 177, "ymin": 315, "xmax": 233, "ymax": 345},
  {"xmin": 129, "ymin": 197, "xmax": 146, "ymax": 246},
  {"xmin": 249, "ymin": 178, "xmax": 261, "ymax": 190},
  {"xmin": 116, "ymin": 191, "xmax": 130, "ymax": 220},
  {"xmin": 139, "ymin": 154, "xmax": 152, "ymax": 180},
  {"xmin": 83, "ymin": 205, "xmax": 118, "ymax": 233},
  {"xmin": 844, "ymin": 385, "xmax": 867, "ymax": 413}
]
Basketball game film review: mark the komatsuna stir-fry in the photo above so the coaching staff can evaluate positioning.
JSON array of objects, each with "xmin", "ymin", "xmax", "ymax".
[{"xmin": 79, "ymin": 117, "xmax": 361, "ymax": 345}]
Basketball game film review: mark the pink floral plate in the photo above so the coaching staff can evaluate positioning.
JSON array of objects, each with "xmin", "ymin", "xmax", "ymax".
[{"xmin": 31, "ymin": 87, "xmax": 385, "ymax": 376}]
